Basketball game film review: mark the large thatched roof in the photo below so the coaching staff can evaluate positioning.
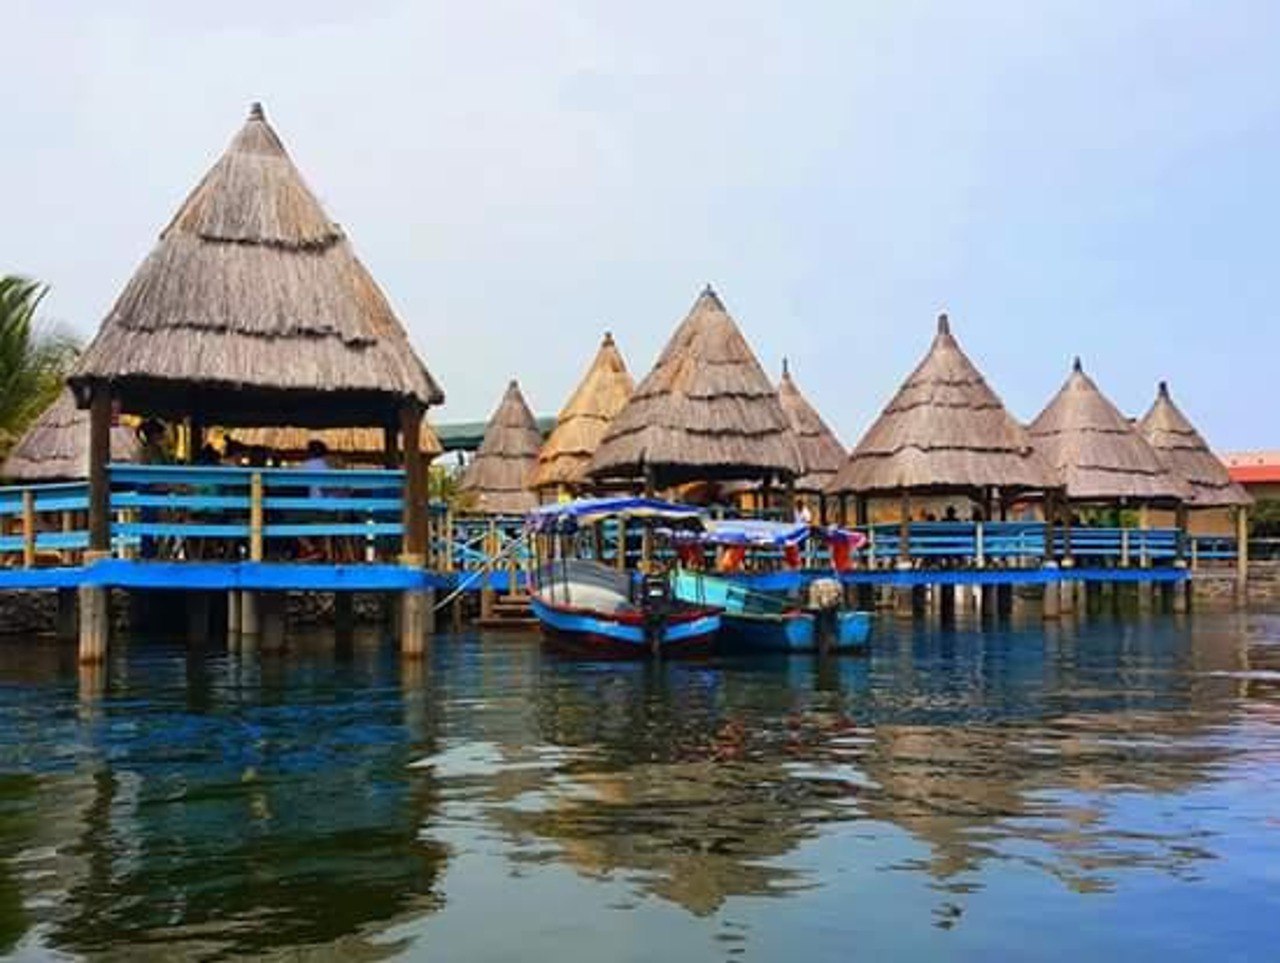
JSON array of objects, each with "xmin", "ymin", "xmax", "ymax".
[
  {"xmin": 1028, "ymin": 359, "xmax": 1185, "ymax": 504},
  {"xmin": 828, "ymin": 313, "xmax": 1057, "ymax": 496},
  {"xmin": 1138, "ymin": 382, "xmax": 1251, "ymax": 508},
  {"xmin": 587, "ymin": 287, "xmax": 802, "ymax": 487},
  {"xmin": 69, "ymin": 103, "xmax": 443, "ymax": 427},
  {"xmin": 530, "ymin": 332, "xmax": 634, "ymax": 492},
  {"xmin": 1, "ymin": 390, "xmax": 140, "ymax": 481},
  {"xmin": 777, "ymin": 359, "xmax": 845, "ymax": 493},
  {"xmin": 228, "ymin": 422, "xmax": 442, "ymax": 464},
  {"xmin": 459, "ymin": 380, "xmax": 541, "ymax": 515}
]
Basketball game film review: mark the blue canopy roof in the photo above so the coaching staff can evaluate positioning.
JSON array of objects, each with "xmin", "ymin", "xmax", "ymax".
[
  {"xmin": 700, "ymin": 519, "xmax": 811, "ymax": 547},
  {"xmin": 526, "ymin": 496, "xmax": 704, "ymax": 530}
]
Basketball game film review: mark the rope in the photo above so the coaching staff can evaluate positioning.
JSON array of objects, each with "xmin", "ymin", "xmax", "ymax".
[{"xmin": 432, "ymin": 531, "xmax": 528, "ymax": 613}]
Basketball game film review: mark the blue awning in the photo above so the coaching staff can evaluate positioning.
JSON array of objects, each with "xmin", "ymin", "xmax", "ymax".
[{"xmin": 527, "ymin": 497, "xmax": 705, "ymax": 530}]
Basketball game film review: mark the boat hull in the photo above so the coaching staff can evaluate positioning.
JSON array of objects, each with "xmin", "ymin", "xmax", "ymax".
[
  {"xmin": 719, "ymin": 609, "xmax": 872, "ymax": 653},
  {"xmin": 530, "ymin": 595, "xmax": 721, "ymax": 659}
]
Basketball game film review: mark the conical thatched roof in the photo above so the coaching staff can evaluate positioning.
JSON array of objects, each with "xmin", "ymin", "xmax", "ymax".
[
  {"xmin": 530, "ymin": 332, "xmax": 634, "ymax": 492},
  {"xmin": 1, "ymin": 390, "xmax": 140, "ymax": 481},
  {"xmin": 459, "ymin": 380, "xmax": 541, "ymax": 515},
  {"xmin": 69, "ymin": 103, "xmax": 443, "ymax": 427},
  {"xmin": 1138, "ymin": 382, "xmax": 1251, "ymax": 507},
  {"xmin": 828, "ymin": 313, "xmax": 1057, "ymax": 496},
  {"xmin": 1028, "ymin": 359, "xmax": 1185, "ymax": 503},
  {"xmin": 777, "ymin": 359, "xmax": 845, "ymax": 493},
  {"xmin": 228, "ymin": 422, "xmax": 442, "ymax": 464},
  {"xmin": 587, "ymin": 287, "xmax": 802, "ymax": 487}
]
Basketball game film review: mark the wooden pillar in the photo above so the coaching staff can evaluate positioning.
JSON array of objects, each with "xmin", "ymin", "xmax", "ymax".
[
  {"xmin": 227, "ymin": 589, "xmax": 242, "ymax": 646},
  {"xmin": 480, "ymin": 516, "xmax": 498, "ymax": 620},
  {"xmin": 1043, "ymin": 563, "xmax": 1061, "ymax": 620},
  {"xmin": 80, "ymin": 388, "xmax": 113, "ymax": 665},
  {"xmin": 1138, "ymin": 503, "xmax": 1151, "ymax": 568},
  {"xmin": 399, "ymin": 403, "xmax": 430, "ymax": 656},
  {"xmin": 1236, "ymin": 505, "xmax": 1250, "ymax": 606},
  {"xmin": 260, "ymin": 593, "xmax": 286, "ymax": 653},
  {"xmin": 187, "ymin": 416, "xmax": 205, "ymax": 463}
]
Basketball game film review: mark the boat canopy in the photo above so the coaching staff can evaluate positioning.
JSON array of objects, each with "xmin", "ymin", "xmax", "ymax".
[
  {"xmin": 526, "ymin": 496, "xmax": 704, "ymax": 531},
  {"xmin": 701, "ymin": 519, "xmax": 811, "ymax": 547}
]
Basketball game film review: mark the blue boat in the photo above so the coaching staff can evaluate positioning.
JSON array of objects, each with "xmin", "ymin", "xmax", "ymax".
[
  {"xmin": 527, "ymin": 499, "xmax": 721, "ymax": 660},
  {"xmin": 671, "ymin": 569, "xmax": 871, "ymax": 653}
]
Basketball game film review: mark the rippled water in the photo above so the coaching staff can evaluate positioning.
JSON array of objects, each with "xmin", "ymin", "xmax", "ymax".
[{"xmin": 1, "ymin": 611, "xmax": 1279, "ymax": 961}]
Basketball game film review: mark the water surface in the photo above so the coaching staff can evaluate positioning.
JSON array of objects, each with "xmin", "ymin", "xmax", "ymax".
[{"xmin": 1, "ymin": 612, "xmax": 1278, "ymax": 960}]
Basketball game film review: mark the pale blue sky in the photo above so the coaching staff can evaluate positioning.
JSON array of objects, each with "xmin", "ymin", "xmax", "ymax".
[{"xmin": 3, "ymin": 0, "xmax": 1276, "ymax": 449}]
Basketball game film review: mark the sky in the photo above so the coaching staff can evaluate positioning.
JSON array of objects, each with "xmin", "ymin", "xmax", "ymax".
[{"xmin": 3, "ymin": 0, "xmax": 1278, "ymax": 450}]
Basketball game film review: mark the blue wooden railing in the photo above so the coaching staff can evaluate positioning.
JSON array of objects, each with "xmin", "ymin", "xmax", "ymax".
[{"xmin": 0, "ymin": 467, "xmax": 1258, "ymax": 575}]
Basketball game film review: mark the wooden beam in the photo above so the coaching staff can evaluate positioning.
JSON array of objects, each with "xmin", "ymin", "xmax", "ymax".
[
  {"xmin": 87, "ymin": 388, "xmax": 111, "ymax": 554},
  {"xmin": 21, "ymin": 490, "xmax": 35, "ymax": 569},
  {"xmin": 401, "ymin": 404, "xmax": 427, "ymax": 561},
  {"xmin": 249, "ymin": 472, "xmax": 265, "ymax": 562}
]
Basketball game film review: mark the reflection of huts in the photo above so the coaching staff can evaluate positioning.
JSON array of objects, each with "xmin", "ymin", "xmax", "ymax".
[
  {"xmin": 1, "ymin": 391, "xmax": 139, "ymax": 481},
  {"xmin": 459, "ymin": 380, "xmax": 541, "ymax": 515},
  {"xmin": 1138, "ymin": 382, "xmax": 1251, "ymax": 537},
  {"xmin": 827, "ymin": 313, "xmax": 1058, "ymax": 524},
  {"xmin": 1028, "ymin": 358, "xmax": 1186, "ymax": 509},
  {"xmin": 529, "ymin": 332, "xmax": 634, "ymax": 498},
  {"xmin": 588, "ymin": 286, "xmax": 801, "ymax": 493}
]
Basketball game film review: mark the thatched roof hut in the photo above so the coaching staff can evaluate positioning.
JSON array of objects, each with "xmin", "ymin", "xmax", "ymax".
[
  {"xmin": 530, "ymin": 332, "xmax": 634, "ymax": 493},
  {"xmin": 828, "ymin": 313, "xmax": 1057, "ymax": 498},
  {"xmin": 459, "ymin": 380, "xmax": 541, "ymax": 515},
  {"xmin": 228, "ymin": 422, "xmax": 442, "ymax": 465},
  {"xmin": 1, "ymin": 391, "xmax": 139, "ymax": 481},
  {"xmin": 1138, "ymin": 382, "xmax": 1251, "ymax": 507},
  {"xmin": 587, "ymin": 287, "xmax": 801, "ymax": 488},
  {"xmin": 1028, "ymin": 359, "xmax": 1186, "ymax": 504},
  {"xmin": 69, "ymin": 103, "xmax": 443, "ymax": 427},
  {"xmin": 777, "ymin": 359, "xmax": 845, "ymax": 493}
]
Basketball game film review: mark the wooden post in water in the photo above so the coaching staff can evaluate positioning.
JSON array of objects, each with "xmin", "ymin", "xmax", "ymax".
[
  {"xmin": 480, "ymin": 517, "xmax": 498, "ymax": 621},
  {"xmin": 399, "ymin": 403, "xmax": 430, "ymax": 656},
  {"xmin": 1235, "ymin": 506, "xmax": 1250, "ymax": 607},
  {"xmin": 894, "ymin": 492, "xmax": 913, "ymax": 619},
  {"xmin": 334, "ymin": 592, "xmax": 355, "ymax": 646},
  {"xmin": 55, "ymin": 588, "xmax": 78, "ymax": 641},
  {"xmin": 79, "ymin": 388, "xmax": 112, "ymax": 665}
]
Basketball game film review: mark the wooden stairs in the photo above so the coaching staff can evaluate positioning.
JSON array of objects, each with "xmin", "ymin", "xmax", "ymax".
[{"xmin": 474, "ymin": 592, "xmax": 539, "ymax": 630}]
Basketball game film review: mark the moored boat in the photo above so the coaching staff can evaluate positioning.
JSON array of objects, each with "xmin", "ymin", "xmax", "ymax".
[
  {"xmin": 527, "ymin": 498, "xmax": 721, "ymax": 659},
  {"xmin": 670, "ymin": 520, "xmax": 873, "ymax": 654}
]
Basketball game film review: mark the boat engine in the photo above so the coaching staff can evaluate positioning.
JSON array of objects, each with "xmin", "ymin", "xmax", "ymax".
[
  {"xmin": 808, "ymin": 578, "xmax": 843, "ymax": 655},
  {"xmin": 640, "ymin": 570, "xmax": 672, "ymax": 656}
]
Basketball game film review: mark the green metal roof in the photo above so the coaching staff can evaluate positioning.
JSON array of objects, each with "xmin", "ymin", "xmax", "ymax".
[{"xmin": 435, "ymin": 415, "xmax": 556, "ymax": 452}]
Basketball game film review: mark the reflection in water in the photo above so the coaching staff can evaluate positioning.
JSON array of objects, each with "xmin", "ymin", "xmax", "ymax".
[{"xmin": 0, "ymin": 613, "xmax": 1277, "ymax": 959}]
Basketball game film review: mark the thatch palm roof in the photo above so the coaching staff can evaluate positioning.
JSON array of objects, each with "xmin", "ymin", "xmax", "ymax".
[
  {"xmin": 459, "ymin": 380, "xmax": 541, "ymax": 515},
  {"xmin": 777, "ymin": 359, "xmax": 845, "ymax": 493},
  {"xmin": 229, "ymin": 422, "xmax": 442, "ymax": 464},
  {"xmin": 1137, "ymin": 382, "xmax": 1251, "ymax": 508},
  {"xmin": 587, "ymin": 287, "xmax": 802, "ymax": 487},
  {"xmin": 530, "ymin": 332, "xmax": 634, "ymax": 492},
  {"xmin": 828, "ymin": 313, "xmax": 1057, "ymax": 496},
  {"xmin": 69, "ymin": 103, "xmax": 443, "ymax": 427},
  {"xmin": 1, "ymin": 390, "xmax": 139, "ymax": 481},
  {"xmin": 1028, "ymin": 359, "xmax": 1186, "ymax": 504}
]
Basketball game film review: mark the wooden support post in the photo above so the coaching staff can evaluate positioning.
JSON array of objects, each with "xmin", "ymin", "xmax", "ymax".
[
  {"xmin": 399, "ymin": 403, "xmax": 432, "ymax": 655},
  {"xmin": 240, "ymin": 591, "xmax": 260, "ymax": 640},
  {"xmin": 1043, "ymin": 563, "xmax": 1061, "ymax": 620},
  {"xmin": 975, "ymin": 522, "xmax": 986, "ymax": 569},
  {"xmin": 939, "ymin": 582, "xmax": 956, "ymax": 624},
  {"xmin": 249, "ymin": 472, "xmax": 264, "ymax": 562},
  {"xmin": 616, "ymin": 516, "xmax": 627, "ymax": 572},
  {"xmin": 383, "ymin": 422, "xmax": 401, "ymax": 469},
  {"xmin": 77, "ymin": 585, "xmax": 109, "ymax": 664},
  {"xmin": 1138, "ymin": 503, "xmax": 1151, "ymax": 568},
  {"xmin": 87, "ymin": 389, "xmax": 111, "ymax": 555},
  {"xmin": 996, "ymin": 583, "xmax": 1014, "ymax": 619},
  {"xmin": 21, "ymin": 490, "xmax": 36, "ymax": 569},
  {"xmin": 227, "ymin": 589, "xmax": 242, "ymax": 646},
  {"xmin": 1236, "ymin": 506, "xmax": 1250, "ymax": 606},
  {"xmin": 1174, "ymin": 503, "xmax": 1189, "ymax": 565},
  {"xmin": 445, "ymin": 510, "xmax": 455, "ymax": 571},
  {"xmin": 186, "ymin": 591, "xmax": 212, "ymax": 646},
  {"xmin": 80, "ymin": 388, "xmax": 112, "ymax": 665}
]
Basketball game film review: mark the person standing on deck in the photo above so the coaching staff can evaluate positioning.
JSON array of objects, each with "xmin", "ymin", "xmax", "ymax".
[
  {"xmin": 795, "ymin": 499, "xmax": 813, "ymax": 526},
  {"xmin": 298, "ymin": 440, "xmax": 336, "ymax": 562}
]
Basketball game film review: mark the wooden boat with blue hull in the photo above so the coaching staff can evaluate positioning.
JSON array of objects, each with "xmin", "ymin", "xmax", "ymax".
[
  {"xmin": 669, "ymin": 518, "xmax": 873, "ymax": 654},
  {"xmin": 527, "ymin": 499, "xmax": 721, "ymax": 660},
  {"xmin": 671, "ymin": 569, "xmax": 870, "ymax": 653}
]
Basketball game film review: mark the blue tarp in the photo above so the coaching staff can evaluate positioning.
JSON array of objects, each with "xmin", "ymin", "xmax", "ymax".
[{"xmin": 526, "ymin": 497, "xmax": 704, "ymax": 530}]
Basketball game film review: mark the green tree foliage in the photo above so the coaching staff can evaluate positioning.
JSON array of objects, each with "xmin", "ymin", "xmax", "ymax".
[{"xmin": 0, "ymin": 276, "xmax": 80, "ymax": 457}]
